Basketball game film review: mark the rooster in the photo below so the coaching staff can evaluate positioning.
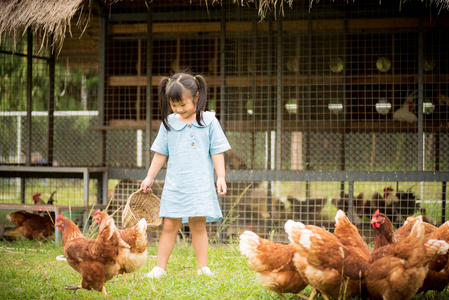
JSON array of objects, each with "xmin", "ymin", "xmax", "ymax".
[
  {"xmin": 55, "ymin": 212, "xmax": 121, "ymax": 298},
  {"xmin": 92, "ymin": 210, "xmax": 147, "ymax": 283},
  {"xmin": 394, "ymin": 189, "xmax": 420, "ymax": 224},
  {"xmin": 33, "ymin": 191, "xmax": 56, "ymax": 205},
  {"xmin": 365, "ymin": 217, "xmax": 449, "ymax": 300},
  {"xmin": 365, "ymin": 188, "xmax": 420, "ymax": 228},
  {"xmin": 239, "ymin": 230, "xmax": 309, "ymax": 300},
  {"xmin": 33, "ymin": 191, "xmax": 56, "ymax": 218},
  {"xmin": 364, "ymin": 190, "xmax": 392, "ymax": 220},
  {"xmin": 393, "ymin": 90, "xmax": 418, "ymax": 123},
  {"xmin": 382, "ymin": 187, "xmax": 399, "ymax": 206},
  {"xmin": 32, "ymin": 193, "xmax": 45, "ymax": 205},
  {"xmin": 6, "ymin": 210, "xmax": 54, "ymax": 240},
  {"xmin": 285, "ymin": 220, "xmax": 369, "ymax": 300}
]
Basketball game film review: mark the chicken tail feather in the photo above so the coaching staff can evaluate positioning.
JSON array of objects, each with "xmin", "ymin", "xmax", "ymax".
[
  {"xmin": 284, "ymin": 220, "xmax": 305, "ymax": 244},
  {"xmin": 424, "ymin": 239, "xmax": 449, "ymax": 263},
  {"xmin": 239, "ymin": 230, "xmax": 260, "ymax": 256}
]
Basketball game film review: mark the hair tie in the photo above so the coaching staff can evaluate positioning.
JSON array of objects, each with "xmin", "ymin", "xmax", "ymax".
[
  {"xmin": 167, "ymin": 78, "xmax": 171, "ymax": 82},
  {"xmin": 193, "ymin": 77, "xmax": 197, "ymax": 81}
]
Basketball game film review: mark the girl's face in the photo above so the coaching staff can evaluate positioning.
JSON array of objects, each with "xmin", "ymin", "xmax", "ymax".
[{"xmin": 170, "ymin": 91, "xmax": 198, "ymax": 123}]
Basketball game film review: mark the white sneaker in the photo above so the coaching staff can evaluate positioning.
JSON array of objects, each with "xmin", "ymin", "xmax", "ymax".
[
  {"xmin": 144, "ymin": 267, "xmax": 166, "ymax": 279},
  {"xmin": 197, "ymin": 266, "xmax": 214, "ymax": 277}
]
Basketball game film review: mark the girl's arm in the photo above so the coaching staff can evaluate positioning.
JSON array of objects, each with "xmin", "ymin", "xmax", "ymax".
[
  {"xmin": 212, "ymin": 152, "xmax": 227, "ymax": 195},
  {"xmin": 141, "ymin": 152, "xmax": 168, "ymax": 192}
]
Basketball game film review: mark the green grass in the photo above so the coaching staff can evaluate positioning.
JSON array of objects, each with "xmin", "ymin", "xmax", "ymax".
[
  {"xmin": 0, "ymin": 238, "xmax": 447, "ymax": 300},
  {"xmin": 0, "ymin": 239, "xmax": 283, "ymax": 300}
]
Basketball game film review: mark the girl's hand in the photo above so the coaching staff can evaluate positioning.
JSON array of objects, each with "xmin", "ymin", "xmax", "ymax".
[
  {"xmin": 216, "ymin": 177, "xmax": 227, "ymax": 196},
  {"xmin": 140, "ymin": 177, "xmax": 154, "ymax": 193}
]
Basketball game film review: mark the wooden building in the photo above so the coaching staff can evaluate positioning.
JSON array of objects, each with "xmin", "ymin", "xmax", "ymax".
[{"xmin": 1, "ymin": 0, "xmax": 448, "ymax": 242}]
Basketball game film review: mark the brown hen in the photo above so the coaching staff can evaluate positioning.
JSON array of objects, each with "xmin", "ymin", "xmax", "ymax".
[
  {"xmin": 418, "ymin": 220, "xmax": 449, "ymax": 296},
  {"xmin": 93, "ymin": 210, "xmax": 148, "ymax": 283},
  {"xmin": 285, "ymin": 220, "xmax": 369, "ymax": 300},
  {"xmin": 239, "ymin": 230, "xmax": 309, "ymax": 300},
  {"xmin": 6, "ymin": 210, "xmax": 54, "ymax": 240},
  {"xmin": 371, "ymin": 210, "xmax": 436, "ymax": 250},
  {"xmin": 334, "ymin": 209, "xmax": 372, "ymax": 262},
  {"xmin": 55, "ymin": 213, "xmax": 121, "ymax": 298},
  {"xmin": 365, "ymin": 217, "xmax": 449, "ymax": 300}
]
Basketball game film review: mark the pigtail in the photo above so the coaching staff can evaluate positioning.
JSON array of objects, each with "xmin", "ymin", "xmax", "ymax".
[
  {"xmin": 158, "ymin": 77, "xmax": 171, "ymax": 130},
  {"xmin": 159, "ymin": 73, "xmax": 209, "ymax": 129},
  {"xmin": 194, "ymin": 75, "xmax": 208, "ymax": 126}
]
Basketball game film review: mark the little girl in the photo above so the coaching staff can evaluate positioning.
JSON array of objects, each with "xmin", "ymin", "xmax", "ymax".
[{"xmin": 141, "ymin": 72, "xmax": 231, "ymax": 278}]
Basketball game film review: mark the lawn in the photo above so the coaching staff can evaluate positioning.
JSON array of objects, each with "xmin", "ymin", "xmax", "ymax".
[
  {"xmin": 0, "ymin": 237, "xmax": 447, "ymax": 300},
  {"xmin": 0, "ymin": 238, "xmax": 301, "ymax": 300}
]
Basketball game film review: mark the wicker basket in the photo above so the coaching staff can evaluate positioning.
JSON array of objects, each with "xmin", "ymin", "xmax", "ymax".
[{"xmin": 122, "ymin": 189, "xmax": 163, "ymax": 229}]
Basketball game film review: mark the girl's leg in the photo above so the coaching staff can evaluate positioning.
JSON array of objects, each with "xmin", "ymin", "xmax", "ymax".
[
  {"xmin": 188, "ymin": 216, "xmax": 208, "ymax": 268},
  {"xmin": 156, "ymin": 217, "xmax": 182, "ymax": 270}
]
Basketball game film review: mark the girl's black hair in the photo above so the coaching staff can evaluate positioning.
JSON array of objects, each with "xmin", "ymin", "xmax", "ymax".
[{"xmin": 158, "ymin": 73, "xmax": 208, "ymax": 130}]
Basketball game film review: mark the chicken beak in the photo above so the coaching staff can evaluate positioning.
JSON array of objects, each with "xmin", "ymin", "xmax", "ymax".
[{"xmin": 371, "ymin": 217, "xmax": 380, "ymax": 229}]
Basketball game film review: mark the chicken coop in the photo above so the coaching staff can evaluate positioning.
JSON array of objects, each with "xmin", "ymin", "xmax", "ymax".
[{"xmin": 1, "ymin": 0, "xmax": 449, "ymax": 243}]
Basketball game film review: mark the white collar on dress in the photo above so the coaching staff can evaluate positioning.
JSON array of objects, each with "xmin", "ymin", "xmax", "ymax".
[{"xmin": 167, "ymin": 111, "xmax": 215, "ymax": 131}]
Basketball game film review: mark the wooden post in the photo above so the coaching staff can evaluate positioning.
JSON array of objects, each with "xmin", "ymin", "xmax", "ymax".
[
  {"xmin": 146, "ymin": 2, "xmax": 153, "ymax": 169},
  {"xmin": 47, "ymin": 34, "xmax": 55, "ymax": 166}
]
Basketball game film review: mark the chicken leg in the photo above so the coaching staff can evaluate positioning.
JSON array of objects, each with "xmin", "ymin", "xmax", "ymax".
[
  {"xmin": 102, "ymin": 286, "xmax": 108, "ymax": 299},
  {"xmin": 307, "ymin": 288, "xmax": 317, "ymax": 300},
  {"xmin": 65, "ymin": 284, "xmax": 109, "ymax": 299},
  {"xmin": 298, "ymin": 289, "xmax": 313, "ymax": 300},
  {"xmin": 278, "ymin": 291, "xmax": 309, "ymax": 300},
  {"xmin": 65, "ymin": 284, "xmax": 82, "ymax": 294}
]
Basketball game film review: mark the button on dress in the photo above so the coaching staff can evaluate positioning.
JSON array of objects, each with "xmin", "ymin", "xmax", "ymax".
[{"xmin": 151, "ymin": 111, "xmax": 231, "ymax": 224}]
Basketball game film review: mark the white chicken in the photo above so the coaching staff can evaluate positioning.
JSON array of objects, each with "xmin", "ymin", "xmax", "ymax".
[{"xmin": 393, "ymin": 90, "xmax": 417, "ymax": 123}]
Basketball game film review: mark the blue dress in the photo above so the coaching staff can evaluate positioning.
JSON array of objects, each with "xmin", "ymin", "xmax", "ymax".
[{"xmin": 151, "ymin": 111, "xmax": 231, "ymax": 224}]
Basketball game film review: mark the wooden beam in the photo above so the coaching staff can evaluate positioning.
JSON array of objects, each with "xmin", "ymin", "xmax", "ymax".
[
  {"xmin": 107, "ymin": 74, "xmax": 449, "ymax": 87},
  {"xmin": 88, "ymin": 119, "xmax": 447, "ymax": 132},
  {"xmin": 110, "ymin": 21, "xmax": 270, "ymax": 35},
  {"xmin": 312, "ymin": 20, "xmax": 344, "ymax": 31},
  {"xmin": 348, "ymin": 18, "xmax": 419, "ymax": 30},
  {"xmin": 281, "ymin": 20, "xmax": 308, "ymax": 32},
  {"xmin": 110, "ymin": 17, "xmax": 441, "ymax": 35},
  {"xmin": 108, "ymin": 75, "xmax": 163, "ymax": 86}
]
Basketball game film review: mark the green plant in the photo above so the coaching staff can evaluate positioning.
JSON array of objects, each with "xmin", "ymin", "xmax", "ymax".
[{"xmin": 1, "ymin": 238, "xmax": 446, "ymax": 299}]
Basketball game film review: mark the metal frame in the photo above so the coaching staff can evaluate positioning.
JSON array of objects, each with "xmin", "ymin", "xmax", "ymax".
[
  {"xmin": 103, "ymin": 9, "xmax": 449, "ymax": 228},
  {"xmin": 0, "ymin": 166, "xmax": 108, "ymax": 243},
  {"xmin": 1, "ymin": 4, "xmax": 447, "ymax": 242},
  {"xmin": 104, "ymin": 14, "xmax": 448, "ymax": 174},
  {"xmin": 0, "ymin": 166, "xmax": 108, "ymax": 203}
]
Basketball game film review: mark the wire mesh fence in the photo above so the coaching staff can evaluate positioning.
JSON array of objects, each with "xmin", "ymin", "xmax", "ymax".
[
  {"xmin": 0, "ymin": 176, "xmax": 102, "ymax": 232},
  {"xmin": 1, "ymin": 0, "xmax": 448, "ymax": 243},
  {"xmin": 106, "ymin": 177, "xmax": 446, "ymax": 243}
]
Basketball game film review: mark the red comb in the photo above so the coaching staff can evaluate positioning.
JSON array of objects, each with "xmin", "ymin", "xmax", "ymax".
[
  {"xmin": 56, "ymin": 214, "xmax": 64, "ymax": 221},
  {"xmin": 32, "ymin": 193, "xmax": 41, "ymax": 200},
  {"xmin": 94, "ymin": 209, "xmax": 101, "ymax": 215},
  {"xmin": 373, "ymin": 209, "xmax": 380, "ymax": 217}
]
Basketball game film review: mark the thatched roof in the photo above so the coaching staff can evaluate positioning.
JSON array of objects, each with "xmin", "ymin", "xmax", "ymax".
[
  {"xmin": 1, "ymin": 0, "xmax": 449, "ymax": 52},
  {"xmin": 0, "ymin": 0, "xmax": 90, "ymax": 50}
]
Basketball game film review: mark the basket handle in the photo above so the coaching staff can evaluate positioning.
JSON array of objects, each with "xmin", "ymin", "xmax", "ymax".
[{"xmin": 138, "ymin": 188, "xmax": 153, "ymax": 195}]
